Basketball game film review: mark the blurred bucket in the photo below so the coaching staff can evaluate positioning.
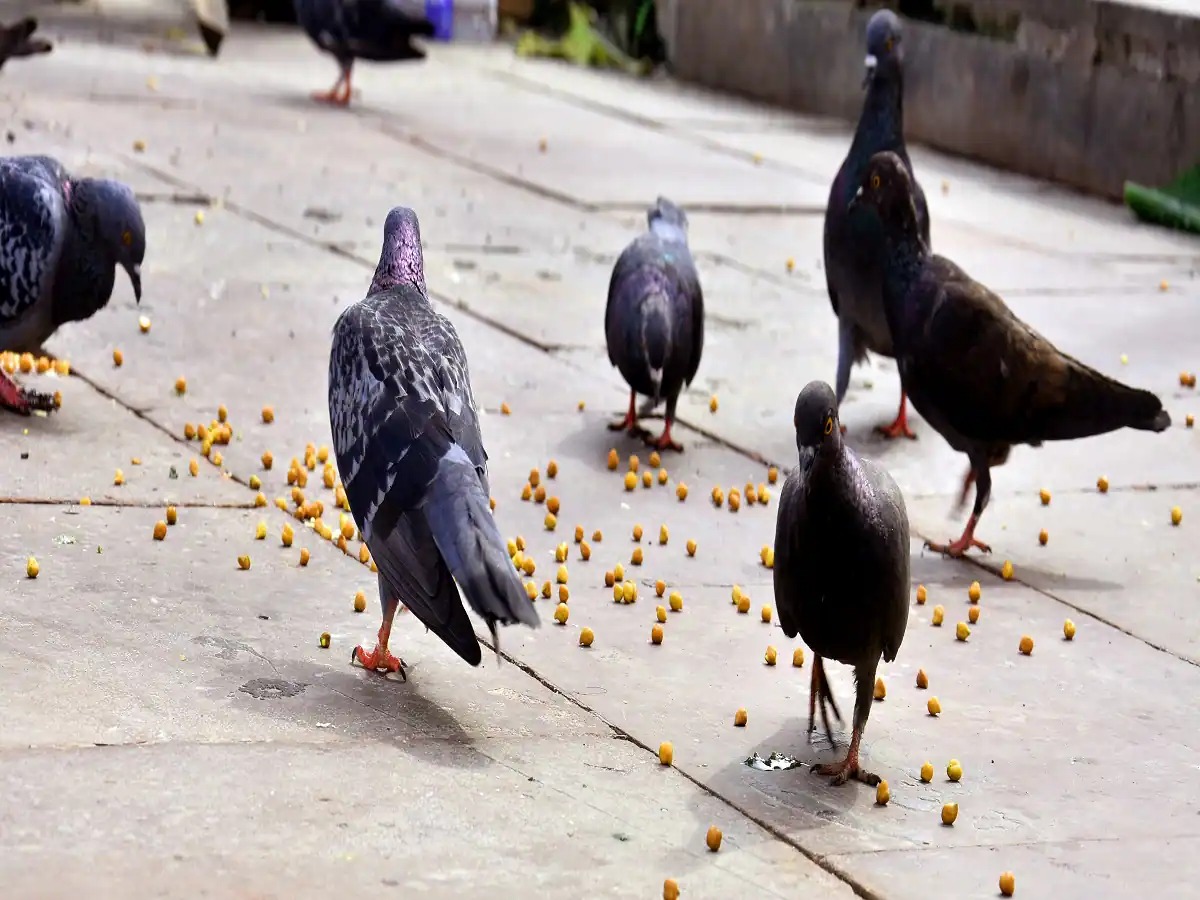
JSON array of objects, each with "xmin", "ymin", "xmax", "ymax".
[{"xmin": 425, "ymin": 0, "xmax": 497, "ymax": 42}]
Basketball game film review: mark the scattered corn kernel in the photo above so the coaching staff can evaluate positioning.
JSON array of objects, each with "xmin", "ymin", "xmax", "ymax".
[
  {"xmin": 668, "ymin": 591, "xmax": 683, "ymax": 611},
  {"xmin": 1171, "ymin": 506, "xmax": 1183, "ymax": 526},
  {"xmin": 873, "ymin": 676, "xmax": 886, "ymax": 700},
  {"xmin": 555, "ymin": 564, "xmax": 569, "ymax": 585},
  {"xmin": 237, "ymin": 555, "xmax": 251, "ymax": 570},
  {"xmin": 1002, "ymin": 560, "xmax": 1014, "ymax": 580},
  {"xmin": 733, "ymin": 708, "xmax": 747, "ymax": 727},
  {"xmin": 1187, "ymin": 414, "xmax": 1195, "ymax": 428},
  {"xmin": 875, "ymin": 779, "xmax": 890, "ymax": 806},
  {"xmin": 166, "ymin": 505, "xmax": 178, "ymax": 526},
  {"xmin": 1097, "ymin": 475, "xmax": 1109, "ymax": 493},
  {"xmin": 555, "ymin": 543, "xmax": 568, "ymax": 563},
  {"xmin": 559, "ymin": 585, "xmax": 569, "ymax": 602},
  {"xmin": 761, "ymin": 546, "xmax": 775, "ymax": 568},
  {"xmin": 655, "ymin": 604, "xmax": 667, "ymax": 623},
  {"xmin": 621, "ymin": 581, "xmax": 637, "ymax": 603},
  {"xmin": 658, "ymin": 524, "xmax": 669, "ymax": 545},
  {"xmin": 80, "ymin": 497, "xmax": 91, "ymax": 506},
  {"xmin": 353, "ymin": 590, "xmax": 367, "ymax": 613},
  {"xmin": 686, "ymin": 538, "xmax": 697, "ymax": 556},
  {"xmin": 1019, "ymin": 634, "xmax": 1034, "ymax": 655},
  {"xmin": 1064, "ymin": 619, "xmax": 1076, "ymax": 640},
  {"xmin": 999, "ymin": 871, "xmax": 1015, "ymax": 897},
  {"xmin": 710, "ymin": 486, "xmax": 724, "ymax": 507},
  {"xmin": 663, "ymin": 881, "xmax": 679, "ymax": 900},
  {"xmin": 651, "ymin": 623, "xmax": 664, "ymax": 644},
  {"xmin": 1039, "ymin": 488, "xmax": 1051, "ymax": 506},
  {"xmin": 932, "ymin": 605, "xmax": 944, "ymax": 626},
  {"xmin": 607, "ymin": 449, "xmax": 619, "ymax": 470},
  {"xmin": 706, "ymin": 825, "xmax": 723, "ymax": 851},
  {"xmin": 541, "ymin": 581, "xmax": 552, "ymax": 599},
  {"xmin": 956, "ymin": 622, "xmax": 970, "ymax": 642},
  {"xmin": 654, "ymin": 579, "xmax": 666, "ymax": 597},
  {"xmin": 261, "ymin": 451, "xmax": 274, "ymax": 470},
  {"xmin": 969, "ymin": 606, "xmax": 981, "ymax": 625},
  {"xmin": 916, "ymin": 669, "xmax": 928, "ymax": 689},
  {"xmin": 768, "ymin": 466, "xmax": 778, "ymax": 484},
  {"xmin": 657, "ymin": 468, "xmax": 668, "ymax": 485},
  {"xmin": 26, "ymin": 557, "xmax": 38, "ymax": 578},
  {"xmin": 299, "ymin": 548, "xmax": 310, "ymax": 566},
  {"xmin": 113, "ymin": 348, "xmax": 125, "ymax": 367},
  {"xmin": 920, "ymin": 761, "xmax": 934, "ymax": 782},
  {"xmin": 658, "ymin": 741, "xmax": 673, "ymax": 765},
  {"xmin": 544, "ymin": 513, "xmax": 557, "ymax": 531},
  {"xmin": 534, "ymin": 485, "xmax": 547, "ymax": 504},
  {"xmin": 916, "ymin": 584, "xmax": 927, "ymax": 604},
  {"xmin": 709, "ymin": 395, "xmax": 719, "ymax": 413},
  {"xmin": 631, "ymin": 547, "xmax": 644, "ymax": 565},
  {"xmin": 282, "ymin": 523, "xmax": 294, "ymax": 547},
  {"xmin": 526, "ymin": 581, "xmax": 538, "ymax": 601},
  {"xmin": 553, "ymin": 603, "xmax": 569, "ymax": 624},
  {"xmin": 675, "ymin": 482, "xmax": 688, "ymax": 501},
  {"xmin": 114, "ymin": 468, "xmax": 125, "ymax": 486},
  {"xmin": 522, "ymin": 556, "xmax": 536, "ymax": 576},
  {"xmin": 521, "ymin": 484, "xmax": 532, "ymax": 501},
  {"xmin": 319, "ymin": 632, "xmax": 331, "ymax": 649},
  {"xmin": 154, "ymin": 520, "xmax": 170, "ymax": 542},
  {"xmin": 941, "ymin": 802, "xmax": 958, "ymax": 826},
  {"xmin": 642, "ymin": 471, "xmax": 652, "ymax": 488},
  {"xmin": 580, "ymin": 541, "xmax": 592, "ymax": 561},
  {"xmin": 579, "ymin": 627, "xmax": 594, "ymax": 647},
  {"xmin": 757, "ymin": 484, "xmax": 770, "ymax": 506},
  {"xmin": 138, "ymin": 315, "xmax": 151, "ymax": 333},
  {"xmin": 765, "ymin": 645, "xmax": 777, "ymax": 666},
  {"xmin": 761, "ymin": 605, "xmax": 772, "ymax": 624},
  {"xmin": 728, "ymin": 491, "xmax": 741, "ymax": 512},
  {"xmin": 174, "ymin": 377, "xmax": 187, "ymax": 395},
  {"xmin": 624, "ymin": 472, "xmax": 637, "ymax": 491},
  {"xmin": 968, "ymin": 581, "xmax": 981, "ymax": 603},
  {"xmin": 947, "ymin": 760, "xmax": 963, "ymax": 782},
  {"xmin": 592, "ymin": 529, "xmax": 603, "ymax": 542},
  {"xmin": 189, "ymin": 459, "xmax": 199, "ymax": 476},
  {"xmin": 792, "ymin": 647, "xmax": 805, "ymax": 667}
]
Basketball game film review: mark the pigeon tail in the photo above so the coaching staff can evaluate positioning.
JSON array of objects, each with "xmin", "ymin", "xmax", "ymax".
[
  {"xmin": 641, "ymin": 292, "xmax": 671, "ymax": 394},
  {"xmin": 424, "ymin": 445, "xmax": 541, "ymax": 632},
  {"xmin": 1050, "ymin": 362, "xmax": 1171, "ymax": 440}
]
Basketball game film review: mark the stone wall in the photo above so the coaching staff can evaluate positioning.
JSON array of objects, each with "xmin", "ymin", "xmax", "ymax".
[{"xmin": 657, "ymin": 0, "xmax": 1200, "ymax": 199}]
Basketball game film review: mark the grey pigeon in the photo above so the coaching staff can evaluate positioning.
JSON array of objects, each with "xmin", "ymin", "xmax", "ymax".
[
  {"xmin": 0, "ymin": 156, "xmax": 144, "ymax": 415},
  {"xmin": 328, "ymin": 206, "xmax": 539, "ymax": 676},
  {"xmin": 294, "ymin": 0, "xmax": 435, "ymax": 106},
  {"xmin": 824, "ymin": 9, "xmax": 929, "ymax": 440},
  {"xmin": 773, "ymin": 380, "xmax": 910, "ymax": 787},
  {"xmin": 0, "ymin": 17, "xmax": 51, "ymax": 69},
  {"xmin": 851, "ymin": 152, "xmax": 1170, "ymax": 557},
  {"xmin": 604, "ymin": 196, "xmax": 703, "ymax": 452}
]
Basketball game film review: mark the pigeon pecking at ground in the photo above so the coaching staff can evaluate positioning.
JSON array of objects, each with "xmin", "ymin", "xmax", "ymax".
[
  {"xmin": 851, "ymin": 151, "xmax": 1171, "ymax": 557},
  {"xmin": 0, "ymin": 17, "xmax": 52, "ymax": 70},
  {"xmin": 604, "ymin": 196, "xmax": 704, "ymax": 452},
  {"xmin": 293, "ymin": 0, "xmax": 436, "ymax": 106},
  {"xmin": 773, "ymin": 380, "xmax": 910, "ymax": 788},
  {"xmin": 824, "ymin": 8, "xmax": 929, "ymax": 440},
  {"xmin": 0, "ymin": 156, "xmax": 144, "ymax": 415},
  {"xmin": 328, "ymin": 206, "xmax": 540, "ymax": 678}
]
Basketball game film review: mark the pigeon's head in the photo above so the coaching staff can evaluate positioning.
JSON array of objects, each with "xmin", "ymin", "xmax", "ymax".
[
  {"xmin": 849, "ymin": 151, "xmax": 920, "ymax": 237},
  {"xmin": 370, "ymin": 206, "xmax": 425, "ymax": 295},
  {"xmin": 648, "ymin": 196, "xmax": 688, "ymax": 233},
  {"xmin": 863, "ymin": 9, "xmax": 904, "ymax": 87},
  {"xmin": 87, "ymin": 179, "xmax": 145, "ymax": 303},
  {"xmin": 793, "ymin": 380, "xmax": 840, "ymax": 460}
]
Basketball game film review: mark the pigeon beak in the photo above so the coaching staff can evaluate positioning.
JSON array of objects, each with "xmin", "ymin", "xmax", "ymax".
[
  {"xmin": 862, "ymin": 54, "xmax": 877, "ymax": 88},
  {"xmin": 848, "ymin": 184, "xmax": 864, "ymax": 213},
  {"xmin": 125, "ymin": 262, "xmax": 142, "ymax": 303}
]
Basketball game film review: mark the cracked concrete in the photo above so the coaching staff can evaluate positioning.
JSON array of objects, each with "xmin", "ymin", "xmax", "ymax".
[{"xmin": 1, "ymin": 3, "xmax": 1198, "ymax": 899}]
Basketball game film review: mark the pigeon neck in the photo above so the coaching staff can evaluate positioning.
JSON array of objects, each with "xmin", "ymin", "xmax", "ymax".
[
  {"xmin": 880, "ymin": 224, "xmax": 926, "ymax": 341},
  {"xmin": 53, "ymin": 194, "xmax": 118, "ymax": 326},
  {"xmin": 649, "ymin": 220, "xmax": 687, "ymax": 244},
  {"xmin": 851, "ymin": 68, "xmax": 906, "ymax": 162},
  {"xmin": 369, "ymin": 243, "xmax": 426, "ymax": 297}
]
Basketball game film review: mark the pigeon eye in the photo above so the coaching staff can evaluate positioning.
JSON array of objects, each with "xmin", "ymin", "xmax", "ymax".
[
  {"xmin": 870, "ymin": 174, "xmax": 881, "ymax": 190},
  {"xmin": 121, "ymin": 230, "xmax": 132, "ymax": 247},
  {"xmin": 823, "ymin": 417, "xmax": 834, "ymax": 436}
]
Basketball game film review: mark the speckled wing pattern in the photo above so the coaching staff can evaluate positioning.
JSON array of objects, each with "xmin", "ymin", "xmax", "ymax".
[
  {"xmin": 0, "ymin": 161, "xmax": 65, "ymax": 324},
  {"xmin": 329, "ymin": 283, "xmax": 485, "ymax": 544}
]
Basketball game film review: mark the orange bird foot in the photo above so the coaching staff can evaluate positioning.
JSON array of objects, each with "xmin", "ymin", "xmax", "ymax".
[
  {"xmin": 925, "ymin": 535, "xmax": 991, "ymax": 558},
  {"xmin": 352, "ymin": 644, "xmax": 407, "ymax": 680}
]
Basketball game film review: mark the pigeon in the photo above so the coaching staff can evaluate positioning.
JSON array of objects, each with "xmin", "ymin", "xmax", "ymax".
[
  {"xmin": 294, "ymin": 0, "xmax": 436, "ymax": 106},
  {"xmin": 773, "ymin": 380, "xmax": 910, "ymax": 787},
  {"xmin": 604, "ymin": 196, "xmax": 704, "ymax": 452},
  {"xmin": 0, "ymin": 156, "xmax": 144, "ymax": 415},
  {"xmin": 824, "ymin": 8, "xmax": 929, "ymax": 440},
  {"xmin": 0, "ymin": 17, "xmax": 52, "ymax": 69},
  {"xmin": 328, "ymin": 206, "xmax": 540, "ymax": 676},
  {"xmin": 851, "ymin": 151, "xmax": 1171, "ymax": 557}
]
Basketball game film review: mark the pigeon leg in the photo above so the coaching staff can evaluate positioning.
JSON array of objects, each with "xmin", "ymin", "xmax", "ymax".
[
  {"xmin": 312, "ymin": 62, "xmax": 352, "ymax": 106},
  {"xmin": 813, "ymin": 663, "xmax": 880, "ymax": 786},
  {"xmin": 876, "ymin": 390, "xmax": 918, "ymax": 440},
  {"xmin": 953, "ymin": 467, "xmax": 976, "ymax": 513},
  {"xmin": 352, "ymin": 596, "xmax": 407, "ymax": 679},
  {"xmin": 0, "ymin": 370, "xmax": 56, "ymax": 416},
  {"xmin": 807, "ymin": 656, "xmax": 843, "ymax": 744},
  {"xmin": 926, "ymin": 462, "xmax": 992, "ymax": 557},
  {"xmin": 608, "ymin": 390, "xmax": 644, "ymax": 434},
  {"xmin": 645, "ymin": 395, "xmax": 683, "ymax": 452}
]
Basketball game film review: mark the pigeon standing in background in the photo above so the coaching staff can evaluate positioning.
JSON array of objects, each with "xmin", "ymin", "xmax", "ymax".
[
  {"xmin": 824, "ymin": 9, "xmax": 929, "ymax": 439},
  {"xmin": 605, "ymin": 196, "xmax": 704, "ymax": 452},
  {"xmin": 773, "ymin": 380, "xmax": 910, "ymax": 787},
  {"xmin": 294, "ymin": 0, "xmax": 435, "ymax": 106},
  {"xmin": 851, "ymin": 152, "xmax": 1170, "ymax": 557},
  {"xmin": 0, "ymin": 156, "xmax": 145, "ymax": 415},
  {"xmin": 0, "ymin": 17, "xmax": 52, "ymax": 69},
  {"xmin": 329, "ymin": 206, "xmax": 539, "ymax": 677}
]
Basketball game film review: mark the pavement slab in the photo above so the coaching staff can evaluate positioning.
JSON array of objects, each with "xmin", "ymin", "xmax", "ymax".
[{"xmin": 2, "ymin": 4, "xmax": 1199, "ymax": 899}]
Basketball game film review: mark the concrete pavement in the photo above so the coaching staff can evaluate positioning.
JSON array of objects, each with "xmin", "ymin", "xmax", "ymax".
[{"xmin": 2, "ymin": 5, "xmax": 1199, "ymax": 898}]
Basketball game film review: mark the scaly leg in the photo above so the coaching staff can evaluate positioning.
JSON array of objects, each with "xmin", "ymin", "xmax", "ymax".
[
  {"xmin": 608, "ymin": 389, "xmax": 645, "ymax": 435},
  {"xmin": 312, "ymin": 62, "xmax": 352, "ymax": 106},
  {"xmin": 927, "ymin": 460, "xmax": 992, "ymax": 557},
  {"xmin": 352, "ymin": 596, "xmax": 407, "ymax": 679},
  {"xmin": 645, "ymin": 395, "xmax": 683, "ymax": 452},
  {"xmin": 807, "ymin": 656, "xmax": 843, "ymax": 744},
  {"xmin": 813, "ymin": 662, "xmax": 880, "ymax": 786},
  {"xmin": 0, "ymin": 370, "xmax": 55, "ymax": 416},
  {"xmin": 876, "ymin": 390, "xmax": 918, "ymax": 440}
]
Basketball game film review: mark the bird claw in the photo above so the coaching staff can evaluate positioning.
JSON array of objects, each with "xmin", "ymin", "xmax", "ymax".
[
  {"xmin": 352, "ymin": 644, "xmax": 408, "ymax": 681},
  {"xmin": 875, "ymin": 418, "xmax": 917, "ymax": 440},
  {"xmin": 812, "ymin": 759, "xmax": 880, "ymax": 787},
  {"xmin": 644, "ymin": 432, "xmax": 683, "ymax": 453},
  {"xmin": 924, "ymin": 536, "xmax": 992, "ymax": 558}
]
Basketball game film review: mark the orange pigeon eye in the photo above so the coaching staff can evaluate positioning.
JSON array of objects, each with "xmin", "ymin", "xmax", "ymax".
[
  {"xmin": 870, "ymin": 174, "xmax": 881, "ymax": 190},
  {"xmin": 824, "ymin": 417, "xmax": 834, "ymax": 435}
]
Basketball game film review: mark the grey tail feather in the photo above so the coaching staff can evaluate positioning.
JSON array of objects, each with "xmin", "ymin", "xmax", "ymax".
[{"xmin": 425, "ymin": 446, "xmax": 541, "ymax": 632}]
